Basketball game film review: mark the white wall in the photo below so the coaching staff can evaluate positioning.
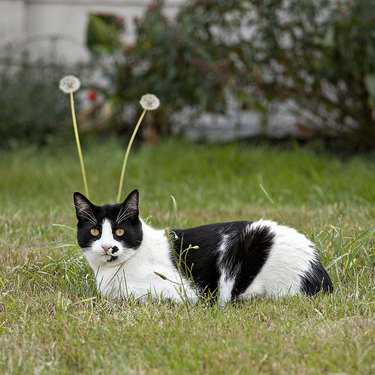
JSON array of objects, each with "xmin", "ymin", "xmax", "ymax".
[
  {"xmin": 0, "ymin": 1, "xmax": 26, "ymax": 45},
  {"xmin": 0, "ymin": 0, "xmax": 185, "ymax": 62}
]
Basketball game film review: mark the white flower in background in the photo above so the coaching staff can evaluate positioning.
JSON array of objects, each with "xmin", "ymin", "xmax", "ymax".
[
  {"xmin": 117, "ymin": 93, "xmax": 160, "ymax": 202},
  {"xmin": 139, "ymin": 94, "xmax": 160, "ymax": 110},
  {"xmin": 59, "ymin": 75, "xmax": 81, "ymax": 94},
  {"xmin": 59, "ymin": 74, "xmax": 89, "ymax": 197}
]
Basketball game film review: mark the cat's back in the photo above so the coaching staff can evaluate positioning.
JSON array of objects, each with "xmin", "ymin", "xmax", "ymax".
[
  {"xmin": 171, "ymin": 221, "xmax": 251, "ymax": 251},
  {"xmin": 170, "ymin": 219, "xmax": 332, "ymax": 301}
]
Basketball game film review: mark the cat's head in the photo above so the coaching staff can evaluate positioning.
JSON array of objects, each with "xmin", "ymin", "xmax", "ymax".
[{"xmin": 73, "ymin": 190, "xmax": 143, "ymax": 266}]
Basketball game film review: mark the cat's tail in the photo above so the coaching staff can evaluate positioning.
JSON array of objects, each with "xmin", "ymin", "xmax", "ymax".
[{"xmin": 300, "ymin": 260, "xmax": 333, "ymax": 295}]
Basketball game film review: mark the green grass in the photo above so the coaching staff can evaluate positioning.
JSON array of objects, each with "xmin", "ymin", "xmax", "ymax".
[{"xmin": 0, "ymin": 139, "xmax": 374, "ymax": 374}]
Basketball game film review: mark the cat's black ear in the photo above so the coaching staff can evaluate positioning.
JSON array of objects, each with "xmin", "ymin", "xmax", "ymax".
[
  {"xmin": 74, "ymin": 192, "xmax": 95, "ymax": 222},
  {"xmin": 119, "ymin": 189, "xmax": 139, "ymax": 220}
]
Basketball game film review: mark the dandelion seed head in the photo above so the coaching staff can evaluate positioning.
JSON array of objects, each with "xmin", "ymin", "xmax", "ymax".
[
  {"xmin": 139, "ymin": 94, "xmax": 160, "ymax": 110},
  {"xmin": 59, "ymin": 75, "xmax": 81, "ymax": 94}
]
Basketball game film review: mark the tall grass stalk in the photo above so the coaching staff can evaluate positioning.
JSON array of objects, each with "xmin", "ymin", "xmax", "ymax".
[
  {"xmin": 70, "ymin": 92, "xmax": 90, "ymax": 198},
  {"xmin": 116, "ymin": 109, "xmax": 147, "ymax": 202}
]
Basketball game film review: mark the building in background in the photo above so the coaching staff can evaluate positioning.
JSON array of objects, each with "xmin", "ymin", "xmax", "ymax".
[{"xmin": 0, "ymin": 0, "xmax": 183, "ymax": 62}]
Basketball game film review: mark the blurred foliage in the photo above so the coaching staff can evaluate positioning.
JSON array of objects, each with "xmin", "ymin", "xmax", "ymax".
[
  {"xmin": 86, "ymin": 1, "xmax": 241, "ymax": 136},
  {"xmin": 0, "ymin": 51, "xmax": 84, "ymax": 147},
  {"xmin": 86, "ymin": 0, "xmax": 375, "ymax": 149},
  {"xmin": 86, "ymin": 13, "xmax": 124, "ymax": 54},
  {"xmin": 244, "ymin": 0, "xmax": 375, "ymax": 148}
]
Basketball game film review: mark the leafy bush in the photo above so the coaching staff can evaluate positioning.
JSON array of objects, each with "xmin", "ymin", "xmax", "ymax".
[
  {"xmin": 0, "ymin": 51, "xmax": 83, "ymax": 147},
  {"xmin": 237, "ymin": 0, "xmax": 375, "ymax": 148},
  {"xmin": 87, "ymin": 0, "xmax": 375, "ymax": 148},
  {"xmin": 86, "ymin": 1, "xmax": 238, "ymax": 135},
  {"xmin": 86, "ymin": 13, "xmax": 124, "ymax": 54}
]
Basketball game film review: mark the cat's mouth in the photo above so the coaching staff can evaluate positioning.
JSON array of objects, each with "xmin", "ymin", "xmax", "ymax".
[{"xmin": 101, "ymin": 246, "xmax": 120, "ymax": 262}]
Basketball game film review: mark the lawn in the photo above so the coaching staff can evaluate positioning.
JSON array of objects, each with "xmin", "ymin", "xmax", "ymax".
[{"xmin": 0, "ymin": 139, "xmax": 374, "ymax": 374}]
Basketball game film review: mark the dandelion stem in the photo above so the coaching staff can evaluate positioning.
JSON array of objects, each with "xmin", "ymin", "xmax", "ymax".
[
  {"xmin": 117, "ymin": 109, "xmax": 147, "ymax": 202},
  {"xmin": 70, "ymin": 92, "xmax": 89, "ymax": 198}
]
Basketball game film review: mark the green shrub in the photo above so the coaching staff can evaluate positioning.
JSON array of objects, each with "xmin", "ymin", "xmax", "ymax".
[
  {"xmin": 0, "ymin": 51, "xmax": 83, "ymax": 147},
  {"xmin": 86, "ymin": 1, "xmax": 238, "ymax": 135},
  {"xmin": 86, "ymin": 0, "xmax": 375, "ymax": 148},
  {"xmin": 239, "ymin": 0, "xmax": 375, "ymax": 148},
  {"xmin": 86, "ymin": 13, "xmax": 124, "ymax": 54}
]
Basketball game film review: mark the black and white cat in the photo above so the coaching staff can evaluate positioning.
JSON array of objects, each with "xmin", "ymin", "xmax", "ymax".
[{"xmin": 74, "ymin": 190, "xmax": 333, "ymax": 308}]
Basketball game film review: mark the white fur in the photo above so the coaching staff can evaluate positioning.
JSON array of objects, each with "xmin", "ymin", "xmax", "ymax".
[
  {"xmin": 84, "ymin": 219, "xmax": 198, "ymax": 302},
  {"xmin": 240, "ymin": 220, "xmax": 316, "ymax": 299},
  {"xmin": 218, "ymin": 273, "xmax": 236, "ymax": 309},
  {"xmin": 217, "ymin": 235, "xmax": 237, "ymax": 309}
]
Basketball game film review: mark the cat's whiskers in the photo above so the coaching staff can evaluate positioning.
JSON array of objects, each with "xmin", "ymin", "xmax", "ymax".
[
  {"xmin": 75, "ymin": 206, "xmax": 98, "ymax": 226},
  {"xmin": 115, "ymin": 210, "xmax": 134, "ymax": 225},
  {"xmin": 116, "ymin": 206, "xmax": 131, "ymax": 221},
  {"xmin": 83, "ymin": 214, "xmax": 98, "ymax": 226}
]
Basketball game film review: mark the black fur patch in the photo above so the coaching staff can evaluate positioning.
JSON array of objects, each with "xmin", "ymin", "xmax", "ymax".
[
  {"xmin": 170, "ymin": 221, "xmax": 252, "ymax": 295},
  {"xmin": 301, "ymin": 260, "xmax": 333, "ymax": 295},
  {"xmin": 222, "ymin": 225, "xmax": 275, "ymax": 298}
]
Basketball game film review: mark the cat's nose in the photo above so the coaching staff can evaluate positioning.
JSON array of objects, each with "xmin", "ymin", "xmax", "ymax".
[{"xmin": 101, "ymin": 244, "xmax": 112, "ymax": 253}]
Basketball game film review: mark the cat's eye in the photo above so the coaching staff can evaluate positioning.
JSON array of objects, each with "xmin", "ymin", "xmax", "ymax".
[
  {"xmin": 115, "ymin": 228, "xmax": 125, "ymax": 237},
  {"xmin": 90, "ymin": 228, "xmax": 100, "ymax": 237}
]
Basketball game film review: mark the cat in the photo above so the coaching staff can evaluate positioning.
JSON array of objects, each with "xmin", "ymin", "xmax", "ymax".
[{"xmin": 74, "ymin": 189, "xmax": 333, "ymax": 308}]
